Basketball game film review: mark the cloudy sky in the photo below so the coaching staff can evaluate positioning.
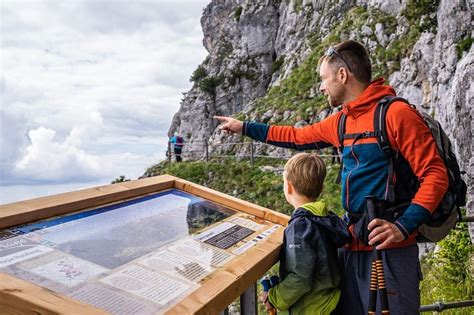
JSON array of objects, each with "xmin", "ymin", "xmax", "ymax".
[{"xmin": 0, "ymin": 0, "xmax": 209, "ymax": 204}]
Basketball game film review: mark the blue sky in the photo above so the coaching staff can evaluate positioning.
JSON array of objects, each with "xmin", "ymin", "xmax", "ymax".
[{"xmin": 0, "ymin": 0, "xmax": 209, "ymax": 204}]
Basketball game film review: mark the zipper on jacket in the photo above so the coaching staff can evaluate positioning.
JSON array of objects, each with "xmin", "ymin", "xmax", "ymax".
[{"xmin": 345, "ymin": 133, "xmax": 365, "ymax": 211}]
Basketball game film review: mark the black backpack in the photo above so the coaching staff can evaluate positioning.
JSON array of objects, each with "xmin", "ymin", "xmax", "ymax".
[{"xmin": 337, "ymin": 96, "xmax": 467, "ymax": 242}]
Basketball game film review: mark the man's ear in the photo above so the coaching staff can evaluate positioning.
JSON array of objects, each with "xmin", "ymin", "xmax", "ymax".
[{"xmin": 337, "ymin": 67, "xmax": 349, "ymax": 84}]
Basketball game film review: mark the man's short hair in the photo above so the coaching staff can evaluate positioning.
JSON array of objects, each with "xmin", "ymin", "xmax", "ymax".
[
  {"xmin": 284, "ymin": 153, "xmax": 326, "ymax": 200},
  {"xmin": 320, "ymin": 40, "xmax": 372, "ymax": 84}
]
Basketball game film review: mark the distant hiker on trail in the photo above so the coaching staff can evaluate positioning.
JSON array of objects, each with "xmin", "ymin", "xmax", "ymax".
[
  {"xmin": 215, "ymin": 40, "xmax": 449, "ymax": 314},
  {"xmin": 259, "ymin": 153, "xmax": 350, "ymax": 314},
  {"xmin": 169, "ymin": 132, "xmax": 184, "ymax": 162}
]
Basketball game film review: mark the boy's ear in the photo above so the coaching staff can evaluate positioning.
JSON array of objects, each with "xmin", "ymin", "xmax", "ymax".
[{"xmin": 286, "ymin": 180, "xmax": 294, "ymax": 195}]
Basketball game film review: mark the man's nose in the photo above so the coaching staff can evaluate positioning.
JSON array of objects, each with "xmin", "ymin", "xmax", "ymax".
[{"xmin": 319, "ymin": 83, "xmax": 324, "ymax": 93}]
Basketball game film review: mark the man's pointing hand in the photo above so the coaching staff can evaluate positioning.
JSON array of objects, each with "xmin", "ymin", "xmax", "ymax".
[{"xmin": 214, "ymin": 116, "xmax": 244, "ymax": 134}]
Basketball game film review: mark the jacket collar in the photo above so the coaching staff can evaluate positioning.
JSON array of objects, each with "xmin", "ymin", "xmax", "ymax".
[
  {"xmin": 341, "ymin": 78, "xmax": 396, "ymax": 118},
  {"xmin": 299, "ymin": 201, "xmax": 327, "ymax": 216},
  {"xmin": 290, "ymin": 207, "xmax": 352, "ymax": 247}
]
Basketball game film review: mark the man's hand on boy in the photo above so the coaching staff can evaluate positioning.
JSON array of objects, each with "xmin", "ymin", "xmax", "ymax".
[
  {"xmin": 214, "ymin": 116, "xmax": 243, "ymax": 134},
  {"xmin": 367, "ymin": 219, "xmax": 405, "ymax": 250},
  {"xmin": 259, "ymin": 291, "xmax": 275, "ymax": 312}
]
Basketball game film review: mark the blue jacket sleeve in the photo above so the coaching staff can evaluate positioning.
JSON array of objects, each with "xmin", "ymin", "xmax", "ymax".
[
  {"xmin": 243, "ymin": 122, "xmax": 269, "ymax": 142},
  {"xmin": 395, "ymin": 203, "xmax": 431, "ymax": 237}
]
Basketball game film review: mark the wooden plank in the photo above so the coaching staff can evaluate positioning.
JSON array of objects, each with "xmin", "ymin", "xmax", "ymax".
[
  {"xmin": 0, "ymin": 175, "xmax": 177, "ymax": 229},
  {"xmin": 0, "ymin": 272, "xmax": 108, "ymax": 314},
  {"xmin": 166, "ymin": 227, "xmax": 284, "ymax": 314},
  {"xmin": 174, "ymin": 179, "xmax": 290, "ymax": 226}
]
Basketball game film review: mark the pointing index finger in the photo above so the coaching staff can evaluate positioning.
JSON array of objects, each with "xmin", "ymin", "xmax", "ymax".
[{"xmin": 213, "ymin": 116, "xmax": 230, "ymax": 122}]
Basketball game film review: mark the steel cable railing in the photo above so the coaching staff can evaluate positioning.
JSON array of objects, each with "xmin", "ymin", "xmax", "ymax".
[{"xmin": 166, "ymin": 140, "xmax": 339, "ymax": 164}]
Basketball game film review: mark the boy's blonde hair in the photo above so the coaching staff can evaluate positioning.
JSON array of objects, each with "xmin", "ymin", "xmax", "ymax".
[{"xmin": 284, "ymin": 153, "xmax": 326, "ymax": 200}]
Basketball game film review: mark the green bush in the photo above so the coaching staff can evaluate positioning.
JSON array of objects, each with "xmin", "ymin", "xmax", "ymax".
[
  {"xmin": 403, "ymin": 0, "xmax": 439, "ymax": 33},
  {"xmin": 198, "ymin": 75, "xmax": 223, "ymax": 96},
  {"xmin": 234, "ymin": 6, "xmax": 243, "ymax": 22},
  {"xmin": 111, "ymin": 175, "xmax": 130, "ymax": 184},
  {"xmin": 229, "ymin": 68, "xmax": 258, "ymax": 85},
  {"xmin": 271, "ymin": 56, "xmax": 285, "ymax": 74},
  {"xmin": 456, "ymin": 35, "xmax": 473, "ymax": 59},
  {"xmin": 190, "ymin": 65, "xmax": 207, "ymax": 82},
  {"xmin": 420, "ymin": 221, "xmax": 473, "ymax": 313}
]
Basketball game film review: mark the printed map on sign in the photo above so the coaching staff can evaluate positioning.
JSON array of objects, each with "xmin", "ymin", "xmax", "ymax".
[
  {"xmin": 194, "ymin": 222, "xmax": 254, "ymax": 249},
  {"xmin": 17, "ymin": 251, "xmax": 108, "ymax": 287}
]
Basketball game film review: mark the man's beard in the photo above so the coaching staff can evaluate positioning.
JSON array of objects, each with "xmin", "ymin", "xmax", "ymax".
[
  {"xmin": 328, "ymin": 95, "xmax": 342, "ymax": 107},
  {"xmin": 327, "ymin": 87, "xmax": 346, "ymax": 107}
]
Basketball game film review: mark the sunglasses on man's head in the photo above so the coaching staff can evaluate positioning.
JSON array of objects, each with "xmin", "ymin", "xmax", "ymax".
[{"xmin": 325, "ymin": 46, "xmax": 352, "ymax": 73}]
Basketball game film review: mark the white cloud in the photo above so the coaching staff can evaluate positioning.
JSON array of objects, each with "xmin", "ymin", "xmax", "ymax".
[
  {"xmin": 0, "ymin": 108, "xmax": 29, "ymax": 180},
  {"xmin": 14, "ymin": 126, "xmax": 102, "ymax": 182},
  {"xmin": 0, "ymin": 0, "xmax": 209, "ymax": 202},
  {"xmin": 11, "ymin": 123, "xmax": 170, "ymax": 184}
]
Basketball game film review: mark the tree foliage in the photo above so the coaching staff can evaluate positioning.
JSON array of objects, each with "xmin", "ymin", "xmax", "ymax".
[
  {"xmin": 190, "ymin": 65, "xmax": 207, "ymax": 82},
  {"xmin": 111, "ymin": 175, "xmax": 130, "ymax": 184}
]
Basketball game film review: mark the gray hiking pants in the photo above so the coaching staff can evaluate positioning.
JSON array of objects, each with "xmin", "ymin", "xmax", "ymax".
[{"xmin": 337, "ymin": 244, "xmax": 421, "ymax": 314}]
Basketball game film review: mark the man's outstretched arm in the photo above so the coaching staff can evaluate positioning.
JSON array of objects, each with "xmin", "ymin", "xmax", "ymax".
[{"xmin": 214, "ymin": 115, "xmax": 339, "ymax": 150}]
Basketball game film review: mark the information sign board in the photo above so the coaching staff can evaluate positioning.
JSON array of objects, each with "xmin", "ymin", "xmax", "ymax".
[{"xmin": 0, "ymin": 175, "xmax": 289, "ymax": 314}]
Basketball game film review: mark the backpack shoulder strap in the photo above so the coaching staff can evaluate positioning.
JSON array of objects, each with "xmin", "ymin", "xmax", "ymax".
[
  {"xmin": 337, "ymin": 112, "xmax": 347, "ymax": 151},
  {"xmin": 335, "ymin": 113, "xmax": 347, "ymax": 184},
  {"xmin": 373, "ymin": 95, "xmax": 409, "ymax": 157},
  {"xmin": 374, "ymin": 95, "xmax": 410, "ymax": 202}
]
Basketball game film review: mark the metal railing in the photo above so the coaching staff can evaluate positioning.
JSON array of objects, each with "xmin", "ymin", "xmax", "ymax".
[
  {"xmin": 167, "ymin": 140, "xmax": 339, "ymax": 165},
  {"xmin": 420, "ymin": 300, "xmax": 474, "ymax": 312}
]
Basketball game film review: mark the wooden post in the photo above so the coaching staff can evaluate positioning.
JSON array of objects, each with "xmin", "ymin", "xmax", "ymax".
[
  {"xmin": 205, "ymin": 140, "xmax": 209, "ymax": 162},
  {"xmin": 250, "ymin": 140, "xmax": 254, "ymax": 165},
  {"xmin": 240, "ymin": 283, "xmax": 257, "ymax": 315}
]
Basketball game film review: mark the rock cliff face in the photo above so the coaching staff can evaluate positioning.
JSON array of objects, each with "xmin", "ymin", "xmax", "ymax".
[{"xmin": 168, "ymin": 0, "xmax": 473, "ymax": 237}]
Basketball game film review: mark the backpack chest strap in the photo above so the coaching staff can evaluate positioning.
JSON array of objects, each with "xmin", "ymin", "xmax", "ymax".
[{"xmin": 342, "ymin": 131, "xmax": 382, "ymax": 140}]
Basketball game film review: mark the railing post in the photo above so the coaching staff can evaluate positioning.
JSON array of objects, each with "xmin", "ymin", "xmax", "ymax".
[
  {"xmin": 205, "ymin": 140, "xmax": 209, "ymax": 162},
  {"xmin": 250, "ymin": 140, "xmax": 254, "ymax": 165},
  {"xmin": 167, "ymin": 141, "xmax": 172, "ymax": 163},
  {"xmin": 240, "ymin": 283, "xmax": 257, "ymax": 315}
]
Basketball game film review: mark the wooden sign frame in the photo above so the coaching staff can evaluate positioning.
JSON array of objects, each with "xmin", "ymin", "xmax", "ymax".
[{"xmin": 0, "ymin": 175, "xmax": 290, "ymax": 314}]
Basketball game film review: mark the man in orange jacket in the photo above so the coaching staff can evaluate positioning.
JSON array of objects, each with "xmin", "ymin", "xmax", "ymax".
[{"xmin": 215, "ymin": 40, "xmax": 448, "ymax": 314}]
